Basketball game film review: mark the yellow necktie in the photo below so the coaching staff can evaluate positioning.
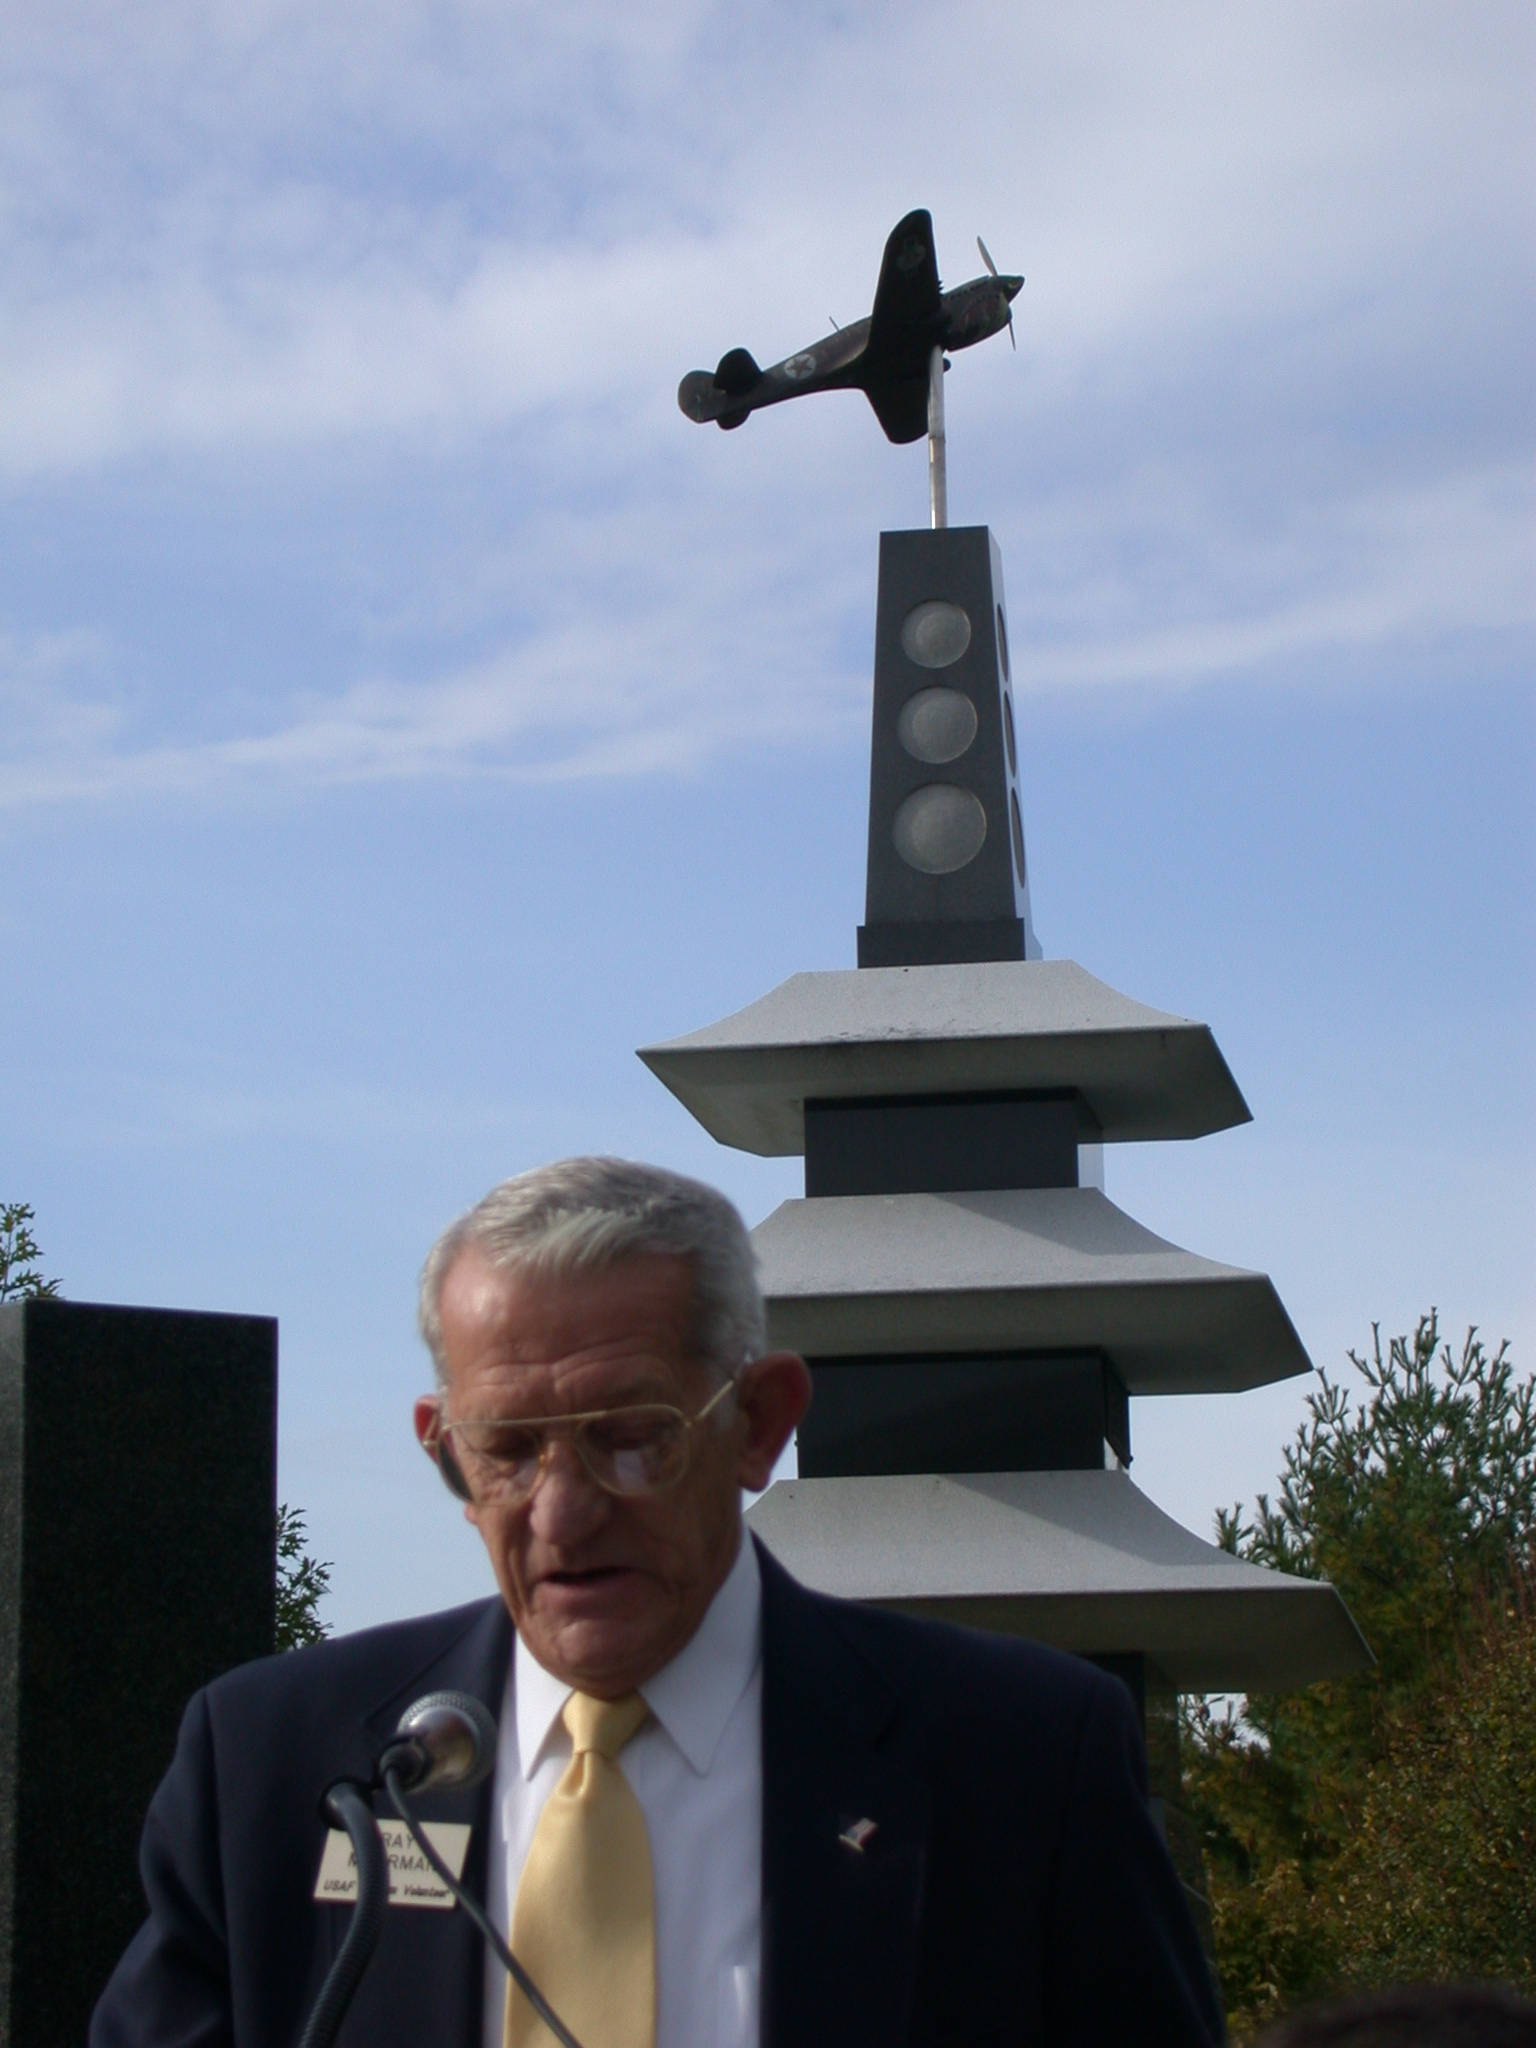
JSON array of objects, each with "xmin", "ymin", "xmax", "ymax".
[{"xmin": 505, "ymin": 1691, "xmax": 656, "ymax": 2048}]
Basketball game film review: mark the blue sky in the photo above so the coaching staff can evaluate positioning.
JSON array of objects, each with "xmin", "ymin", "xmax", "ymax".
[{"xmin": 4, "ymin": 1, "xmax": 1532, "ymax": 1633}]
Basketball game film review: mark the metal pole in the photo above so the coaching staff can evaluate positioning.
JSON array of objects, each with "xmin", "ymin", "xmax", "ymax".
[{"xmin": 927, "ymin": 345, "xmax": 947, "ymax": 529}]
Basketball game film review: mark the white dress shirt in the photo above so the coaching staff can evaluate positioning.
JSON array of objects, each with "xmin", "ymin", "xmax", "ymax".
[{"xmin": 482, "ymin": 1533, "xmax": 764, "ymax": 2048}]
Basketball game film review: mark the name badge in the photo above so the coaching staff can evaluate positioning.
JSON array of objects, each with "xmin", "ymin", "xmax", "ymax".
[{"xmin": 314, "ymin": 1821, "xmax": 472, "ymax": 1909}]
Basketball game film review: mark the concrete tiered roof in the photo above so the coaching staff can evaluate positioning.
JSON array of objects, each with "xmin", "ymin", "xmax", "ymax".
[
  {"xmin": 748, "ymin": 1470, "xmax": 1370, "ymax": 1693},
  {"xmin": 639, "ymin": 959, "xmax": 1251, "ymax": 1154},
  {"xmin": 754, "ymin": 1188, "xmax": 1312, "ymax": 1392}
]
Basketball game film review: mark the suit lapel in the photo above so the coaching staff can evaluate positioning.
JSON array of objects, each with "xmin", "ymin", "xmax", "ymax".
[
  {"xmin": 757, "ymin": 1544, "xmax": 929, "ymax": 2048},
  {"xmin": 323, "ymin": 1598, "xmax": 513, "ymax": 2047}
]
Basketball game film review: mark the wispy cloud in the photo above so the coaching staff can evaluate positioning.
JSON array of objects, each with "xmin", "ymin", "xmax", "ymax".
[
  {"xmin": 1, "ymin": 1, "xmax": 1529, "ymax": 804},
  {"xmin": 44, "ymin": 1063, "xmax": 561, "ymax": 1150},
  {"xmin": 0, "ymin": 483, "xmax": 872, "ymax": 806},
  {"xmin": 4, "ymin": 3, "xmax": 1527, "ymax": 472},
  {"xmin": 6, "ymin": 449, "xmax": 1524, "ymax": 810},
  {"xmin": 1020, "ymin": 459, "xmax": 1536, "ymax": 690}
]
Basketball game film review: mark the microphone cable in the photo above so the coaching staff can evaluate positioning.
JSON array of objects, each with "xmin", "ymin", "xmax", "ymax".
[{"xmin": 381, "ymin": 1763, "xmax": 587, "ymax": 2048}]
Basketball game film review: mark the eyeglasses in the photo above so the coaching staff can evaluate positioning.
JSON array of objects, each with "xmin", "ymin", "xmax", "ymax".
[{"xmin": 433, "ymin": 1376, "xmax": 737, "ymax": 1503}]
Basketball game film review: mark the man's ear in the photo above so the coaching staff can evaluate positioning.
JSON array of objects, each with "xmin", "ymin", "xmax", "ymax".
[
  {"xmin": 733, "ymin": 1351, "xmax": 813, "ymax": 1494},
  {"xmin": 414, "ymin": 1394, "xmax": 474, "ymax": 1503}
]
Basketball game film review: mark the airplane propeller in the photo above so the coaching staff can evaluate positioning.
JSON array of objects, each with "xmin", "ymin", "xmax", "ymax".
[{"xmin": 977, "ymin": 235, "xmax": 1016, "ymax": 349}]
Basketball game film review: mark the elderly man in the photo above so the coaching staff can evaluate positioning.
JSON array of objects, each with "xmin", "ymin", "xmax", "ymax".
[{"xmin": 94, "ymin": 1158, "xmax": 1223, "ymax": 2047}]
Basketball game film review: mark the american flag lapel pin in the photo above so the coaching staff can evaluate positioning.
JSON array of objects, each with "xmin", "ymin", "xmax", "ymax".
[{"xmin": 838, "ymin": 1817, "xmax": 879, "ymax": 1854}]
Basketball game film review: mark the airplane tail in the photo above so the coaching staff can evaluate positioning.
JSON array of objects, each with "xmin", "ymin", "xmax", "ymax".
[
  {"xmin": 677, "ymin": 350, "xmax": 762, "ymax": 427},
  {"xmin": 713, "ymin": 348, "xmax": 760, "ymax": 396}
]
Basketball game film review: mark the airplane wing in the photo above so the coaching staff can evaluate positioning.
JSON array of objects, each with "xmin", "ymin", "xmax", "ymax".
[
  {"xmin": 865, "ymin": 209, "xmax": 941, "ymax": 363},
  {"xmin": 862, "ymin": 375, "xmax": 931, "ymax": 445}
]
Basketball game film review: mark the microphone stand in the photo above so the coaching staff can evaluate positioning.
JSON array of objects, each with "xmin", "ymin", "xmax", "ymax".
[{"xmin": 295, "ymin": 1781, "xmax": 389, "ymax": 2048}]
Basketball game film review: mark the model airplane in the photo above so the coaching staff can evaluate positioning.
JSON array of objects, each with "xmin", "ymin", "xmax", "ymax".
[{"xmin": 678, "ymin": 209, "xmax": 1022, "ymax": 445}]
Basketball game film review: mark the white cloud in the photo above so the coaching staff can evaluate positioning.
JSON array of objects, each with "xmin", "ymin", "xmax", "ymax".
[
  {"xmin": 0, "ymin": 0, "xmax": 1529, "ymax": 803},
  {"xmin": 3, "ymin": 440, "xmax": 1523, "ymax": 809},
  {"xmin": 1015, "ymin": 456, "xmax": 1536, "ymax": 690},
  {"xmin": 0, "ymin": 478, "xmax": 872, "ymax": 807},
  {"xmin": 2, "ymin": 0, "xmax": 1528, "ymax": 473},
  {"xmin": 0, "ymin": 625, "xmax": 121, "ymax": 750}
]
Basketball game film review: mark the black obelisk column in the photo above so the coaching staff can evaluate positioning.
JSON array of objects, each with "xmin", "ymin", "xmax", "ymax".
[{"xmin": 858, "ymin": 524, "xmax": 1038, "ymax": 966}]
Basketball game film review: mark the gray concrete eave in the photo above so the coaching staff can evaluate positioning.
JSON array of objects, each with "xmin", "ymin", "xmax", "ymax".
[
  {"xmin": 747, "ymin": 1470, "xmax": 1370, "ymax": 1694},
  {"xmin": 637, "ymin": 960, "xmax": 1251, "ymax": 1156},
  {"xmin": 753, "ymin": 1189, "xmax": 1312, "ymax": 1394}
]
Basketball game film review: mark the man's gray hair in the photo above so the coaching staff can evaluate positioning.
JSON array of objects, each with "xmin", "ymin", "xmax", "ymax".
[{"xmin": 418, "ymin": 1156, "xmax": 767, "ymax": 1382}]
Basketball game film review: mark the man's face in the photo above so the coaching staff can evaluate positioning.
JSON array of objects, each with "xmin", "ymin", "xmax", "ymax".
[{"xmin": 415, "ymin": 1248, "xmax": 808, "ymax": 1698}]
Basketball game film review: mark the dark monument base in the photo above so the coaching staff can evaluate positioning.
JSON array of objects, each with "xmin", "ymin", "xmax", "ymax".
[
  {"xmin": 858, "ymin": 916, "xmax": 1025, "ymax": 966},
  {"xmin": 799, "ymin": 1351, "xmax": 1131, "ymax": 1477},
  {"xmin": 804, "ymin": 1092, "xmax": 1091, "ymax": 1196},
  {"xmin": 0, "ymin": 1299, "xmax": 277, "ymax": 2046}
]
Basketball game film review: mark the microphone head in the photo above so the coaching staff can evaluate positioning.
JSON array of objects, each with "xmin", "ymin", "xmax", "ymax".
[{"xmin": 387, "ymin": 1690, "xmax": 498, "ymax": 1793}]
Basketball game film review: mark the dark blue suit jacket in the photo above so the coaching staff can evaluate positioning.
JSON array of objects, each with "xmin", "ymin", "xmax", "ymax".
[{"xmin": 93, "ymin": 1543, "xmax": 1223, "ymax": 2046}]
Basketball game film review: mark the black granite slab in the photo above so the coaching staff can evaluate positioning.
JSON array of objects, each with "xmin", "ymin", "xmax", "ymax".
[{"xmin": 0, "ymin": 1298, "xmax": 276, "ymax": 2046}]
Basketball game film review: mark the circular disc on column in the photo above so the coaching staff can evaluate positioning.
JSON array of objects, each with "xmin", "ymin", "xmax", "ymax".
[
  {"xmin": 893, "ymin": 785, "xmax": 988, "ymax": 873},
  {"xmin": 900, "ymin": 601, "xmax": 971, "ymax": 668},
  {"xmin": 898, "ymin": 687, "xmax": 979, "ymax": 764}
]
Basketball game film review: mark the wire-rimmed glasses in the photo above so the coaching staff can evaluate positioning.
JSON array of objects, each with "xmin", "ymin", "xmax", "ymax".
[{"xmin": 433, "ymin": 1375, "xmax": 737, "ymax": 1503}]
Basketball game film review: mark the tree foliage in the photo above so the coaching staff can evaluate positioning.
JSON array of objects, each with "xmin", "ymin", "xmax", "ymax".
[
  {"xmin": 1182, "ymin": 1313, "xmax": 1536, "ymax": 2038},
  {"xmin": 275, "ymin": 1502, "xmax": 333, "ymax": 1650},
  {"xmin": 0, "ymin": 1200, "xmax": 62, "ymax": 1300},
  {"xmin": 1327, "ymin": 1570, "xmax": 1536, "ymax": 1989}
]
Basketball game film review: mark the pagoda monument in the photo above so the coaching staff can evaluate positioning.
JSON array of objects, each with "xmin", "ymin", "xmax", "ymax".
[{"xmin": 658, "ymin": 210, "xmax": 1368, "ymax": 1908}]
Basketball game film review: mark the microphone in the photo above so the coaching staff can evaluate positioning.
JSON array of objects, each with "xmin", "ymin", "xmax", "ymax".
[
  {"xmin": 376, "ymin": 1692, "xmax": 586, "ymax": 2048},
  {"xmin": 375, "ymin": 1690, "xmax": 498, "ymax": 1793}
]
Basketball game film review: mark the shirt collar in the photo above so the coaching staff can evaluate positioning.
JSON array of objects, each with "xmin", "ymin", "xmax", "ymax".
[{"xmin": 515, "ymin": 1531, "xmax": 762, "ymax": 1781}]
